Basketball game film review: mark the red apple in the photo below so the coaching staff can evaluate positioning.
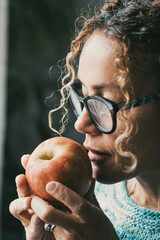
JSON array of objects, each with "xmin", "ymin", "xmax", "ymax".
[{"xmin": 25, "ymin": 137, "xmax": 92, "ymax": 206}]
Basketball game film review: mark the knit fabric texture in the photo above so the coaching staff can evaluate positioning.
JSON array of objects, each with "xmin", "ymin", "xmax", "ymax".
[{"xmin": 95, "ymin": 181, "xmax": 160, "ymax": 240}]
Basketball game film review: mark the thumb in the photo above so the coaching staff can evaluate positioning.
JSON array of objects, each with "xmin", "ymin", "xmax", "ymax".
[
  {"xmin": 85, "ymin": 179, "xmax": 100, "ymax": 208},
  {"xmin": 85, "ymin": 178, "xmax": 95, "ymax": 198}
]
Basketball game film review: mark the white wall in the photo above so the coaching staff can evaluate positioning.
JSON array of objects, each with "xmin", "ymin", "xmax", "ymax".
[{"xmin": 0, "ymin": 0, "xmax": 8, "ymax": 237}]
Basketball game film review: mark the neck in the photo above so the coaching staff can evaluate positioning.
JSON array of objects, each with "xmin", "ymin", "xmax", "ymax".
[{"xmin": 127, "ymin": 168, "xmax": 160, "ymax": 211}]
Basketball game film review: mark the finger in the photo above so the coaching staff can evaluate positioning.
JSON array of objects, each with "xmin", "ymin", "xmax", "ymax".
[
  {"xmin": 16, "ymin": 174, "xmax": 32, "ymax": 198},
  {"xmin": 29, "ymin": 215, "xmax": 56, "ymax": 240},
  {"xmin": 29, "ymin": 214, "xmax": 44, "ymax": 232},
  {"xmin": 21, "ymin": 154, "xmax": 30, "ymax": 169},
  {"xmin": 46, "ymin": 181, "xmax": 94, "ymax": 220},
  {"xmin": 9, "ymin": 197, "xmax": 32, "ymax": 227},
  {"xmin": 54, "ymin": 226, "xmax": 71, "ymax": 240},
  {"xmin": 31, "ymin": 196, "xmax": 79, "ymax": 231}
]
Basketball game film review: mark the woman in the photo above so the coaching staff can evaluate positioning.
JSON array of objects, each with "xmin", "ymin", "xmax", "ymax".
[{"xmin": 9, "ymin": 0, "xmax": 160, "ymax": 239}]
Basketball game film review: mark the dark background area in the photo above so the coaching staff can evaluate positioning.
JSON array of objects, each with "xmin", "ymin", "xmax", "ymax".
[{"xmin": 2, "ymin": 0, "xmax": 103, "ymax": 239}]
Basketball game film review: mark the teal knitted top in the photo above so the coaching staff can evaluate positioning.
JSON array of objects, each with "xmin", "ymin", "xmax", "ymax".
[{"xmin": 95, "ymin": 181, "xmax": 160, "ymax": 240}]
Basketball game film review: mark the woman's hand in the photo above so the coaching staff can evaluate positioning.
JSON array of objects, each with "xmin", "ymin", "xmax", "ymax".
[
  {"xmin": 9, "ymin": 155, "xmax": 55, "ymax": 240},
  {"xmin": 9, "ymin": 155, "xmax": 118, "ymax": 240},
  {"xmin": 30, "ymin": 181, "xmax": 118, "ymax": 240}
]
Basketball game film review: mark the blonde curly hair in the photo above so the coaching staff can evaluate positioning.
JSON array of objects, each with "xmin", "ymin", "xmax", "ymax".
[{"xmin": 49, "ymin": 0, "xmax": 160, "ymax": 172}]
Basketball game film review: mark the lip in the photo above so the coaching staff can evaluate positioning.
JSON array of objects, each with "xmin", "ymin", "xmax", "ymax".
[{"xmin": 84, "ymin": 145, "xmax": 111, "ymax": 162}]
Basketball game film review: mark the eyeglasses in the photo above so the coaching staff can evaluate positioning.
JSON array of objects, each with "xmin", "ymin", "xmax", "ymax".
[{"xmin": 69, "ymin": 86, "xmax": 160, "ymax": 134}]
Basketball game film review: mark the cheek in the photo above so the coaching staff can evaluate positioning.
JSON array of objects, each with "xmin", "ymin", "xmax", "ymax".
[
  {"xmin": 135, "ymin": 106, "xmax": 160, "ymax": 141},
  {"xmin": 117, "ymin": 105, "xmax": 160, "ymax": 141},
  {"xmin": 125, "ymin": 106, "xmax": 160, "ymax": 168},
  {"xmin": 112, "ymin": 105, "xmax": 160, "ymax": 168},
  {"xmin": 114, "ymin": 111, "xmax": 128, "ymax": 135}
]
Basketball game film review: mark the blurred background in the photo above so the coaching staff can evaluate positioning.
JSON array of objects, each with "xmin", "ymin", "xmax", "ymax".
[{"xmin": 0, "ymin": 0, "xmax": 103, "ymax": 239}]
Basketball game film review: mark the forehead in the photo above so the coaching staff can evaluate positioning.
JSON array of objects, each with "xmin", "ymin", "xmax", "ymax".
[
  {"xmin": 77, "ymin": 30, "xmax": 158, "ymax": 97},
  {"xmin": 81, "ymin": 30, "xmax": 120, "ymax": 59},
  {"xmin": 78, "ymin": 30, "xmax": 121, "ymax": 89}
]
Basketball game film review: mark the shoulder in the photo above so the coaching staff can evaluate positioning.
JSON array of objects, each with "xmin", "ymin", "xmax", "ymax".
[{"xmin": 95, "ymin": 181, "xmax": 160, "ymax": 240}]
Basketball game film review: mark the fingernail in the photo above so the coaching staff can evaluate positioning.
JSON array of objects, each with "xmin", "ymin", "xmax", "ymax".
[
  {"xmin": 46, "ymin": 181, "xmax": 56, "ymax": 193},
  {"xmin": 15, "ymin": 175, "xmax": 21, "ymax": 184}
]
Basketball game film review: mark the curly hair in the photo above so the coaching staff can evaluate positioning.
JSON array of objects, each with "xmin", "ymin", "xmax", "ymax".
[{"xmin": 49, "ymin": 0, "xmax": 160, "ymax": 172}]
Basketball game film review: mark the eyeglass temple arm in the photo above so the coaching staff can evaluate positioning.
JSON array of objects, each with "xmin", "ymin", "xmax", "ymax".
[{"xmin": 117, "ymin": 93, "xmax": 160, "ymax": 111}]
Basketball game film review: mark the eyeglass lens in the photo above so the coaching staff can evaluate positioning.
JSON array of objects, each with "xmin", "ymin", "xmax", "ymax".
[
  {"xmin": 70, "ymin": 89, "xmax": 82, "ymax": 117},
  {"xmin": 70, "ymin": 89, "xmax": 113, "ymax": 132},
  {"xmin": 87, "ymin": 99, "xmax": 113, "ymax": 131}
]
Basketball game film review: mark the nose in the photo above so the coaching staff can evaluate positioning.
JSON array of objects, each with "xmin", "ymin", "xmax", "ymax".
[{"xmin": 74, "ymin": 108, "xmax": 101, "ymax": 135}]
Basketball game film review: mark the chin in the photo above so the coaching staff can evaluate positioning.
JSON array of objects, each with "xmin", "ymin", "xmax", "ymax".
[{"xmin": 92, "ymin": 162, "xmax": 127, "ymax": 184}]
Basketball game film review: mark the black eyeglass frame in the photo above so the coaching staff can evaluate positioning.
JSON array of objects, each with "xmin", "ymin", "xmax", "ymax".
[{"xmin": 69, "ymin": 86, "xmax": 160, "ymax": 134}]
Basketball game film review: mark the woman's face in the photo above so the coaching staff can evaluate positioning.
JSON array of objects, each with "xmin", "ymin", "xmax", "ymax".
[{"xmin": 74, "ymin": 30, "xmax": 160, "ymax": 184}]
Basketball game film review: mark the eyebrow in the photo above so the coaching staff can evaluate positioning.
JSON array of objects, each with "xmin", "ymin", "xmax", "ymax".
[{"xmin": 76, "ymin": 77, "xmax": 120, "ymax": 90}]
